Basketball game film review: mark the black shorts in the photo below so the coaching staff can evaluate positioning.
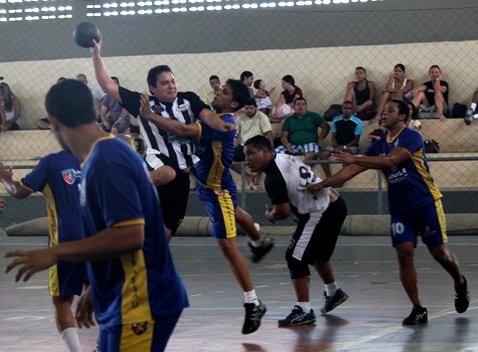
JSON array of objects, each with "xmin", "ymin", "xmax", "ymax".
[
  {"xmin": 156, "ymin": 170, "xmax": 190, "ymax": 235},
  {"xmin": 287, "ymin": 196, "xmax": 347, "ymax": 265}
]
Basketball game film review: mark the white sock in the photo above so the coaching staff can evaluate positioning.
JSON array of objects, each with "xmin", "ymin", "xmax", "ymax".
[
  {"xmin": 325, "ymin": 282, "xmax": 339, "ymax": 297},
  {"xmin": 61, "ymin": 327, "xmax": 82, "ymax": 352},
  {"xmin": 244, "ymin": 289, "xmax": 259, "ymax": 306},
  {"xmin": 297, "ymin": 301, "xmax": 311, "ymax": 313}
]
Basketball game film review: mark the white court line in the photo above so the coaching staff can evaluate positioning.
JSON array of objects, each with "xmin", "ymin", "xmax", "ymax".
[{"xmin": 320, "ymin": 302, "xmax": 478, "ymax": 352}]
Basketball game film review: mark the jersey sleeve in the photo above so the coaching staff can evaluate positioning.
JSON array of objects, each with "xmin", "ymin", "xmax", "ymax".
[
  {"xmin": 353, "ymin": 116, "xmax": 363, "ymax": 135},
  {"xmin": 330, "ymin": 118, "xmax": 337, "ymax": 133},
  {"xmin": 312, "ymin": 112, "xmax": 325, "ymax": 126},
  {"xmin": 87, "ymin": 163, "xmax": 144, "ymax": 228},
  {"xmin": 118, "ymin": 86, "xmax": 141, "ymax": 118},
  {"xmin": 20, "ymin": 156, "xmax": 50, "ymax": 192},
  {"xmin": 397, "ymin": 130, "xmax": 423, "ymax": 154},
  {"xmin": 198, "ymin": 114, "xmax": 235, "ymax": 141},
  {"xmin": 265, "ymin": 172, "xmax": 289, "ymax": 205},
  {"xmin": 259, "ymin": 114, "xmax": 272, "ymax": 133},
  {"xmin": 364, "ymin": 138, "xmax": 382, "ymax": 156},
  {"xmin": 182, "ymin": 91, "xmax": 209, "ymax": 118}
]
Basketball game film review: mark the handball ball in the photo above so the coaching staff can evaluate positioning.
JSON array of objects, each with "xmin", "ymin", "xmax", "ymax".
[{"xmin": 73, "ymin": 22, "xmax": 101, "ymax": 48}]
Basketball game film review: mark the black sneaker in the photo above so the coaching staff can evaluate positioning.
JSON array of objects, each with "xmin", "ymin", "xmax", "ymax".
[
  {"xmin": 248, "ymin": 237, "xmax": 274, "ymax": 263},
  {"xmin": 320, "ymin": 289, "xmax": 349, "ymax": 314},
  {"xmin": 465, "ymin": 114, "xmax": 473, "ymax": 126},
  {"xmin": 242, "ymin": 301, "xmax": 266, "ymax": 334},
  {"xmin": 402, "ymin": 306, "xmax": 428, "ymax": 326},
  {"xmin": 278, "ymin": 305, "xmax": 317, "ymax": 327},
  {"xmin": 455, "ymin": 276, "xmax": 470, "ymax": 313}
]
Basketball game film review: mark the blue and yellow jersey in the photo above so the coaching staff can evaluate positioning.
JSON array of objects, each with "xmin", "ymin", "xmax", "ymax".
[
  {"xmin": 193, "ymin": 113, "xmax": 237, "ymax": 192},
  {"xmin": 80, "ymin": 136, "xmax": 188, "ymax": 328},
  {"xmin": 21, "ymin": 151, "xmax": 83, "ymax": 246},
  {"xmin": 364, "ymin": 127, "xmax": 442, "ymax": 214}
]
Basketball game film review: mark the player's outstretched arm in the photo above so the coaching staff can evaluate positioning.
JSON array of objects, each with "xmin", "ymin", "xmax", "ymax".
[
  {"xmin": 307, "ymin": 163, "xmax": 366, "ymax": 194},
  {"xmin": 0, "ymin": 162, "xmax": 33, "ymax": 199},
  {"xmin": 199, "ymin": 109, "xmax": 236, "ymax": 133},
  {"xmin": 140, "ymin": 94, "xmax": 200, "ymax": 138},
  {"xmin": 332, "ymin": 147, "xmax": 410, "ymax": 170},
  {"xmin": 91, "ymin": 36, "xmax": 121, "ymax": 102}
]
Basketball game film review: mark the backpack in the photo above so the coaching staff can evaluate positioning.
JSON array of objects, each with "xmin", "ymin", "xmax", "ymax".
[
  {"xmin": 424, "ymin": 139, "xmax": 440, "ymax": 153},
  {"xmin": 323, "ymin": 104, "xmax": 342, "ymax": 121}
]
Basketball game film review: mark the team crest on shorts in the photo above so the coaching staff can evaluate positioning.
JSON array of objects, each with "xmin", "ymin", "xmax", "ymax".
[
  {"xmin": 62, "ymin": 169, "xmax": 78, "ymax": 185},
  {"xmin": 131, "ymin": 321, "xmax": 149, "ymax": 336}
]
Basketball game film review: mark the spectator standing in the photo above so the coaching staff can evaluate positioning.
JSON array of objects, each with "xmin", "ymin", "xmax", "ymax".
[
  {"xmin": 411, "ymin": 65, "xmax": 449, "ymax": 122},
  {"xmin": 275, "ymin": 97, "xmax": 330, "ymax": 162},
  {"xmin": 0, "ymin": 82, "xmax": 23, "ymax": 131},
  {"xmin": 244, "ymin": 135, "xmax": 349, "ymax": 326},
  {"xmin": 344, "ymin": 66, "xmax": 376, "ymax": 119},
  {"xmin": 232, "ymin": 98, "xmax": 273, "ymax": 190},
  {"xmin": 320, "ymin": 101, "xmax": 363, "ymax": 177}
]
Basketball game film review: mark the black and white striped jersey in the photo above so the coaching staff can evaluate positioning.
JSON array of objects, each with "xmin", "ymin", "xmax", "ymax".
[
  {"xmin": 119, "ymin": 86, "xmax": 208, "ymax": 170},
  {"xmin": 264, "ymin": 153, "xmax": 330, "ymax": 216}
]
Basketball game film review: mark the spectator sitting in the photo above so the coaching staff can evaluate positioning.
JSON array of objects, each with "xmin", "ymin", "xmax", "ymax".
[
  {"xmin": 372, "ymin": 64, "xmax": 414, "ymax": 122},
  {"xmin": 76, "ymin": 73, "xmax": 105, "ymax": 121},
  {"xmin": 0, "ymin": 82, "xmax": 23, "ymax": 131},
  {"xmin": 100, "ymin": 76, "xmax": 131, "ymax": 135},
  {"xmin": 464, "ymin": 87, "xmax": 478, "ymax": 126},
  {"xmin": 240, "ymin": 71, "xmax": 254, "ymax": 97},
  {"xmin": 275, "ymin": 97, "xmax": 330, "ymax": 162},
  {"xmin": 344, "ymin": 66, "xmax": 376, "ymax": 120},
  {"xmin": 272, "ymin": 74, "xmax": 303, "ymax": 122},
  {"xmin": 203, "ymin": 75, "xmax": 221, "ymax": 108},
  {"xmin": 232, "ymin": 98, "xmax": 273, "ymax": 190},
  {"xmin": 253, "ymin": 79, "xmax": 275, "ymax": 116},
  {"xmin": 319, "ymin": 101, "xmax": 363, "ymax": 177},
  {"xmin": 37, "ymin": 77, "xmax": 67, "ymax": 130},
  {"xmin": 411, "ymin": 65, "xmax": 449, "ymax": 122}
]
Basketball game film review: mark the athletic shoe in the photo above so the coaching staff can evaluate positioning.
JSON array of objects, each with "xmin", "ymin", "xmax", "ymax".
[
  {"xmin": 248, "ymin": 237, "xmax": 274, "ymax": 263},
  {"xmin": 402, "ymin": 306, "xmax": 428, "ymax": 326},
  {"xmin": 455, "ymin": 276, "xmax": 470, "ymax": 313},
  {"xmin": 320, "ymin": 289, "xmax": 349, "ymax": 314},
  {"xmin": 464, "ymin": 113, "xmax": 473, "ymax": 126},
  {"xmin": 278, "ymin": 305, "xmax": 317, "ymax": 327},
  {"xmin": 242, "ymin": 301, "xmax": 267, "ymax": 334}
]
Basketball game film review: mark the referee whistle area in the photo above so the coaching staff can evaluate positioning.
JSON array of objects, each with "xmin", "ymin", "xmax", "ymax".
[{"xmin": 1, "ymin": 233, "xmax": 478, "ymax": 352}]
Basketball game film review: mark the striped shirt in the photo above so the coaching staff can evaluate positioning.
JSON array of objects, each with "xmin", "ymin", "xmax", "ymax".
[{"xmin": 119, "ymin": 87, "xmax": 208, "ymax": 170}]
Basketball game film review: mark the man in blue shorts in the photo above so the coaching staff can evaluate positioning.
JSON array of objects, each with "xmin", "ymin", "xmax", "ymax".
[
  {"xmin": 139, "ymin": 79, "xmax": 266, "ymax": 335},
  {"xmin": 307, "ymin": 99, "xmax": 469, "ymax": 326},
  {"xmin": 0, "ymin": 153, "xmax": 84, "ymax": 352},
  {"xmin": 5, "ymin": 79, "xmax": 188, "ymax": 352}
]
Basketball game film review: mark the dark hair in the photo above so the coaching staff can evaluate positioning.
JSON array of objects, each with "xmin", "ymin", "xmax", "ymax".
[
  {"xmin": 0, "ymin": 82, "xmax": 14, "ymax": 111},
  {"xmin": 282, "ymin": 75, "xmax": 295, "ymax": 86},
  {"xmin": 130, "ymin": 125, "xmax": 140, "ymax": 134},
  {"xmin": 245, "ymin": 98, "xmax": 257, "ymax": 107},
  {"xmin": 111, "ymin": 76, "xmax": 119, "ymax": 84},
  {"xmin": 45, "ymin": 79, "xmax": 96, "ymax": 128},
  {"xmin": 429, "ymin": 64, "xmax": 441, "ymax": 72},
  {"xmin": 240, "ymin": 71, "xmax": 253, "ymax": 82},
  {"xmin": 394, "ymin": 63, "xmax": 405, "ymax": 72},
  {"xmin": 226, "ymin": 79, "xmax": 250, "ymax": 111},
  {"xmin": 294, "ymin": 97, "xmax": 307, "ymax": 106},
  {"xmin": 389, "ymin": 99, "xmax": 409, "ymax": 117},
  {"xmin": 147, "ymin": 65, "xmax": 173, "ymax": 87},
  {"xmin": 355, "ymin": 66, "xmax": 366, "ymax": 73},
  {"xmin": 244, "ymin": 135, "xmax": 273, "ymax": 152},
  {"xmin": 209, "ymin": 75, "xmax": 219, "ymax": 82},
  {"xmin": 253, "ymin": 79, "xmax": 263, "ymax": 89}
]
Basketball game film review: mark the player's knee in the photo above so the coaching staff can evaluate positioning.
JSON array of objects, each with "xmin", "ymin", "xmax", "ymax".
[{"xmin": 287, "ymin": 256, "xmax": 310, "ymax": 279}]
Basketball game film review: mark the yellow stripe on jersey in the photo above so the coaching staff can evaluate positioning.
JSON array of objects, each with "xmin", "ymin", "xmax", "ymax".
[
  {"xmin": 411, "ymin": 149, "xmax": 443, "ymax": 201},
  {"xmin": 120, "ymin": 251, "xmax": 153, "ymax": 325},
  {"xmin": 43, "ymin": 184, "xmax": 61, "ymax": 296},
  {"xmin": 206, "ymin": 140, "xmax": 225, "ymax": 190},
  {"xmin": 120, "ymin": 320, "xmax": 154, "ymax": 351},
  {"xmin": 113, "ymin": 219, "xmax": 145, "ymax": 227},
  {"xmin": 435, "ymin": 199, "xmax": 448, "ymax": 243},
  {"xmin": 216, "ymin": 190, "xmax": 236, "ymax": 238}
]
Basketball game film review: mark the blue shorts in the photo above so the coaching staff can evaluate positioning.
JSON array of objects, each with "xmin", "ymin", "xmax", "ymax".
[
  {"xmin": 390, "ymin": 199, "xmax": 447, "ymax": 247},
  {"xmin": 99, "ymin": 312, "xmax": 182, "ymax": 352},
  {"xmin": 49, "ymin": 261, "xmax": 85, "ymax": 297},
  {"xmin": 196, "ymin": 186, "xmax": 237, "ymax": 239}
]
